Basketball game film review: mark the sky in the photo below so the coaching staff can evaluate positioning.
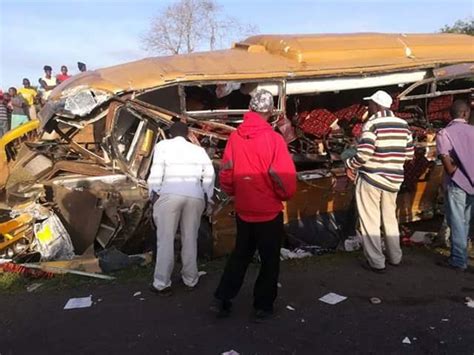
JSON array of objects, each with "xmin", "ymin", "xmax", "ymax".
[{"xmin": 0, "ymin": 0, "xmax": 472, "ymax": 89}]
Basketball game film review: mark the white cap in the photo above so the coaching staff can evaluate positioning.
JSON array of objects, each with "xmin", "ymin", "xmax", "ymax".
[{"xmin": 363, "ymin": 90, "xmax": 393, "ymax": 108}]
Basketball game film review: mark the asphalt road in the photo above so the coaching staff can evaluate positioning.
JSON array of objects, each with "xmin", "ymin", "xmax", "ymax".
[{"xmin": 1, "ymin": 247, "xmax": 473, "ymax": 355}]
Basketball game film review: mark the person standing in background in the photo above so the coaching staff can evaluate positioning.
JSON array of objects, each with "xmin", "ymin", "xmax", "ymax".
[
  {"xmin": 8, "ymin": 87, "xmax": 29, "ymax": 129},
  {"xmin": 0, "ymin": 92, "xmax": 10, "ymax": 137},
  {"xmin": 39, "ymin": 65, "xmax": 58, "ymax": 103},
  {"xmin": 77, "ymin": 62, "xmax": 87, "ymax": 73},
  {"xmin": 56, "ymin": 65, "xmax": 71, "ymax": 83},
  {"xmin": 18, "ymin": 79, "xmax": 38, "ymax": 121}
]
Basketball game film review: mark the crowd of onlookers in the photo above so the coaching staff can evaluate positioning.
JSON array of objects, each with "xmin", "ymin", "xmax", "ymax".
[{"xmin": 0, "ymin": 62, "xmax": 88, "ymax": 137}]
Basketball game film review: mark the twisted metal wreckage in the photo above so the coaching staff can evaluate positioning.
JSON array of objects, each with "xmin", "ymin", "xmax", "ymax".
[{"xmin": 0, "ymin": 33, "xmax": 473, "ymax": 261}]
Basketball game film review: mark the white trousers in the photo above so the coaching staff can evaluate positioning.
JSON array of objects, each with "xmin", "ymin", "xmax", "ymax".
[
  {"xmin": 153, "ymin": 194, "xmax": 205, "ymax": 290},
  {"xmin": 355, "ymin": 177, "xmax": 402, "ymax": 269}
]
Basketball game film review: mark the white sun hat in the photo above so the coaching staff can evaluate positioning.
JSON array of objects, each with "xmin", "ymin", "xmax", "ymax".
[{"xmin": 363, "ymin": 90, "xmax": 393, "ymax": 108}]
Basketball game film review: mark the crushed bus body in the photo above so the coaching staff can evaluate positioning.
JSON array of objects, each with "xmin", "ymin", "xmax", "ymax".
[{"xmin": 0, "ymin": 33, "xmax": 473, "ymax": 260}]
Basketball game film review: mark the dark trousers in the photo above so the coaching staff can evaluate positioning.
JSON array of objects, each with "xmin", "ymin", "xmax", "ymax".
[{"xmin": 214, "ymin": 213, "xmax": 283, "ymax": 311}]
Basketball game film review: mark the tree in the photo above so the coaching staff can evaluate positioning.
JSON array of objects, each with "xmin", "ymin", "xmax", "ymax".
[
  {"xmin": 440, "ymin": 17, "xmax": 474, "ymax": 35},
  {"xmin": 142, "ymin": 0, "xmax": 257, "ymax": 55}
]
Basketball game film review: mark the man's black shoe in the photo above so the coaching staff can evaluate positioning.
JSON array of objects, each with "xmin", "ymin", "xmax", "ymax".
[
  {"xmin": 252, "ymin": 309, "xmax": 274, "ymax": 323},
  {"xmin": 435, "ymin": 258, "xmax": 466, "ymax": 272},
  {"xmin": 210, "ymin": 299, "xmax": 232, "ymax": 318},
  {"xmin": 149, "ymin": 284, "xmax": 173, "ymax": 297},
  {"xmin": 362, "ymin": 261, "xmax": 386, "ymax": 274}
]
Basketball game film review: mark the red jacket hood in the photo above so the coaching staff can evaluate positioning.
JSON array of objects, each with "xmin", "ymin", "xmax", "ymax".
[{"xmin": 237, "ymin": 111, "xmax": 273, "ymax": 139}]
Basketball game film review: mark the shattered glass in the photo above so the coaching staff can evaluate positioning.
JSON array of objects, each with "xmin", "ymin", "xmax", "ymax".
[{"xmin": 63, "ymin": 86, "xmax": 111, "ymax": 117}]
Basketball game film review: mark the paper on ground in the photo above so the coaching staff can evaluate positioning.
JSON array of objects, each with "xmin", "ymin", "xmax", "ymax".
[
  {"xmin": 286, "ymin": 305, "xmax": 295, "ymax": 311},
  {"xmin": 222, "ymin": 350, "xmax": 239, "ymax": 355},
  {"xmin": 26, "ymin": 283, "xmax": 43, "ymax": 292},
  {"xmin": 319, "ymin": 292, "xmax": 347, "ymax": 305},
  {"xmin": 402, "ymin": 337, "xmax": 411, "ymax": 344},
  {"xmin": 133, "ymin": 291, "xmax": 142, "ymax": 297},
  {"xmin": 64, "ymin": 296, "xmax": 93, "ymax": 310}
]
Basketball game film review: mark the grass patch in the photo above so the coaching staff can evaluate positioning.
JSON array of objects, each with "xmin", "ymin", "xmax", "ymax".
[{"xmin": 0, "ymin": 272, "xmax": 28, "ymax": 292}]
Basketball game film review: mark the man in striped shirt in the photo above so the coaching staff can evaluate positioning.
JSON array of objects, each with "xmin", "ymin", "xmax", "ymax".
[{"xmin": 345, "ymin": 90, "xmax": 414, "ymax": 272}]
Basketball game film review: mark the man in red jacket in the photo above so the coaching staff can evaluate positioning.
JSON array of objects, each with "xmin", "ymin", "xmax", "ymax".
[{"xmin": 213, "ymin": 89, "xmax": 297, "ymax": 321}]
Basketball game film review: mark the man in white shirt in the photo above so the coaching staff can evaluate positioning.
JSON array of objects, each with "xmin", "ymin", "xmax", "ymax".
[{"xmin": 148, "ymin": 121, "xmax": 215, "ymax": 295}]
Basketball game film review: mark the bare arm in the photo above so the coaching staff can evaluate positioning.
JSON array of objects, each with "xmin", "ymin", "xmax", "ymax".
[{"xmin": 440, "ymin": 155, "xmax": 457, "ymax": 176}]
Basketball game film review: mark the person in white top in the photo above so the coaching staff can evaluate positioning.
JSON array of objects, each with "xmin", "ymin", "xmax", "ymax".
[
  {"xmin": 147, "ymin": 121, "xmax": 215, "ymax": 295},
  {"xmin": 39, "ymin": 65, "xmax": 58, "ymax": 103}
]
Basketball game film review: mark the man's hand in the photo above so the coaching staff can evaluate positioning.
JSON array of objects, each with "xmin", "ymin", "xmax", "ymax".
[
  {"xmin": 346, "ymin": 168, "xmax": 356, "ymax": 182},
  {"xmin": 440, "ymin": 155, "xmax": 458, "ymax": 176}
]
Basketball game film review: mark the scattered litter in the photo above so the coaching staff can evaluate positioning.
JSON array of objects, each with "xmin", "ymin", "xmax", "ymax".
[
  {"xmin": 402, "ymin": 337, "xmax": 411, "ymax": 345},
  {"xmin": 280, "ymin": 248, "xmax": 312, "ymax": 260},
  {"xmin": 198, "ymin": 271, "xmax": 207, "ymax": 277},
  {"xmin": 64, "ymin": 296, "xmax": 93, "ymax": 310},
  {"xmin": 344, "ymin": 235, "xmax": 362, "ymax": 252},
  {"xmin": 139, "ymin": 298, "xmax": 146, "ymax": 301},
  {"xmin": 301, "ymin": 319, "xmax": 305, "ymax": 323},
  {"xmin": 413, "ymin": 337, "xmax": 417, "ymax": 341},
  {"xmin": 429, "ymin": 326, "xmax": 436, "ymax": 330},
  {"xmin": 97, "ymin": 298, "xmax": 103, "ymax": 302},
  {"xmin": 222, "ymin": 350, "xmax": 239, "ymax": 355},
  {"xmin": 464, "ymin": 297, "xmax": 474, "ymax": 308},
  {"xmin": 286, "ymin": 305, "xmax": 295, "ymax": 311},
  {"xmin": 370, "ymin": 297, "xmax": 382, "ymax": 305},
  {"xmin": 410, "ymin": 231, "xmax": 433, "ymax": 245},
  {"xmin": 26, "ymin": 283, "xmax": 43, "ymax": 292},
  {"xmin": 319, "ymin": 292, "xmax": 347, "ymax": 305},
  {"xmin": 133, "ymin": 291, "xmax": 142, "ymax": 297},
  {"xmin": 441, "ymin": 318, "xmax": 449, "ymax": 322},
  {"xmin": 277, "ymin": 282, "xmax": 282, "ymax": 288}
]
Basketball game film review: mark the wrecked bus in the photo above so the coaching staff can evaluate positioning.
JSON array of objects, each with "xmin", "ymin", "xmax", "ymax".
[{"xmin": 1, "ymin": 33, "xmax": 473, "ymax": 260}]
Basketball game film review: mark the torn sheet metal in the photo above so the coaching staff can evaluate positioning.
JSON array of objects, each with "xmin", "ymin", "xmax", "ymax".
[{"xmin": 32, "ymin": 212, "xmax": 75, "ymax": 261}]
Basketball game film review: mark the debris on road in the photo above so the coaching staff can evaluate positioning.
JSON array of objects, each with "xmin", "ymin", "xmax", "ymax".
[
  {"xmin": 441, "ymin": 318, "xmax": 449, "ymax": 322},
  {"xmin": 97, "ymin": 247, "xmax": 145, "ymax": 273},
  {"xmin": 21, "ymin": 262, "xmax": 115, "ymax": 280},
  {"xmin": 64, "ymin": 295, "xmax": 93, "ymax": 310},
  {"xmin": 33, "ymin": 212, "xmax": 75, "ymax": 261},
  {"xmin": 280, "ymin": 248, "xmax": 312, "ymax": 260},
  {"xmin": 222, "ymin": 350, "xmax": 240, "ymax": 355},
  {"xmin": 319, "ymin": 292, "xmax": 347, "ymax": 305},
  {"xmin": 133, "ymin": 291, "xmax": 142, "ymax": 297},
  {"xmin": 344, "ymin": 235, "xmax": 362, "ymax": 252},
  {"xmin": 465, "ymin": 297, "xmax": 474, "ymax": 308},
  {"xmin": 26, "ymin": 282, "xmax": 43, "ymax": 292},
  {"xmin": 370, "ymin": 297, "xmax": 382, "ymax": 305},
  {"xmin": 277, "ymin": 282, "xmax": 282, "ymax": 288},
  {"xmin": 402, "ymin": 337, "xmax": 411, "ymax": 344},
  {"xmin": 286, "ymin": 305, "xmax": 296, "ymax": 311},
  {"xmin": 410, "ymin": 231, "xmax": 434, "ymax": 245}
]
